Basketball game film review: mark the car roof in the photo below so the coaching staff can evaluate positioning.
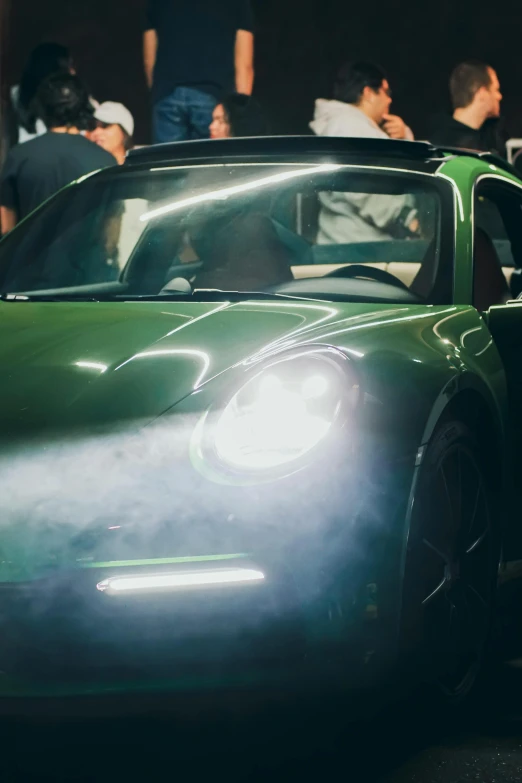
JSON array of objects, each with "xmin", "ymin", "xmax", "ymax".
[
  {"xmin": 125, "ymin": 136, "xmax": 519, "ymax": 178},
  {"xmin": 126, "ymin": 136, "xmax": 444, "ymax": 173}
]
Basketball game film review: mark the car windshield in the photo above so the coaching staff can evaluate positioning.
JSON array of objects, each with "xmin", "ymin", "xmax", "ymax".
[{"xmin": 0, "ymin": 163, "xmax": 451, "ymax": 304}]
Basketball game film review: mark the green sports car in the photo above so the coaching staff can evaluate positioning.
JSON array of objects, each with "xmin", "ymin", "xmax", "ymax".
[{"xmin": 0, "ymin": 136, "xmax": 522, "ymax": 709}]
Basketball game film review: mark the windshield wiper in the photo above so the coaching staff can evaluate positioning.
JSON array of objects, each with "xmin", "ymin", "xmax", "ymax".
[
  {"xmin": 1, "ymin": 293, "xmax": 104, "ymax": 302},
  {"xmin": 1, "ymin": 290, "xmax": 321, "ymax": 303}
]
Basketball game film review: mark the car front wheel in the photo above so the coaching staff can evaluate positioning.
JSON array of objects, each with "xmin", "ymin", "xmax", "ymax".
[{"xmin": 400, "ymin": 420, "xmax": 499, "ymax": 704}]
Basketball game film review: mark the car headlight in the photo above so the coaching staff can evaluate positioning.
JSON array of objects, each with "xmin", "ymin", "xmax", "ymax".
[{"xmin": 211, "ymin": 348, "xmax": 358, "ymax": 473}]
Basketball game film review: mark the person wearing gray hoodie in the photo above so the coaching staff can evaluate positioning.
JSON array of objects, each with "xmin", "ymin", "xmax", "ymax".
[{"xmin": 310, "ymin": 62, "xmax": 417, "ymax": 245}]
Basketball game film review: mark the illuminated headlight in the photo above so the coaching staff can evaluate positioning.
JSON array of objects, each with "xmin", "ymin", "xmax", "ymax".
[{"xmin": 213, "ymin": 349, "xmax": 357, "ymax": 471}]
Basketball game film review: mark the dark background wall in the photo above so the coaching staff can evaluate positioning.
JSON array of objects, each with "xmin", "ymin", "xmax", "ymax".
[{"xmin": 3, "ymin": 0, "xmax": 522, "ymax": 144}]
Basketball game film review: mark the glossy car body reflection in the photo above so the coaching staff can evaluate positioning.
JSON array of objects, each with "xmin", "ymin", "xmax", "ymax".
[{"xmin": 0, "ymin": 138, "xmax": 521, "ymax": 706}]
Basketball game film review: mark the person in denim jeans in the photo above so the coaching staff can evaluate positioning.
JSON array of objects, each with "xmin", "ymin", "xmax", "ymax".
[
  {"xmin": 143, "ymin": 0, "xmax": 254, "ymax": 144},
  {"xmin": 153, "ymin": 86, "xmax": 217, "ymax": 143}
]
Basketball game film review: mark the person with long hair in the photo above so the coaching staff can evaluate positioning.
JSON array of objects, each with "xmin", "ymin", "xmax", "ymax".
[
  {"xmin": 209, "ymin": 93, "xmax": 267, "ymax": 138},
  {"xmin": 9, "ymin": 43, "xmax": 75, "ymax": 145}
]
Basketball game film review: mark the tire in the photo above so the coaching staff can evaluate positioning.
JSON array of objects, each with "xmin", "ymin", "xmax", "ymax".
[{"xmin": 400, "ymin": 420, "xmax": 500, "ymax": 705}]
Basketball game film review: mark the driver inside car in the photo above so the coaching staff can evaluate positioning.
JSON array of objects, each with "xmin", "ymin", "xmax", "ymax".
[{"xmin": 189, "ymin": 206, "xmax": 294, "ymax": 291}]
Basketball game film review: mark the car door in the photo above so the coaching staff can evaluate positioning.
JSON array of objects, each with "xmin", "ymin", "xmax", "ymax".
[
  {"xmin": 480, "ymin": 177, "xmax": 522, "ymax": 561},
  {"xmin": 480, "ymin": 177, "xmax": 522, "ymax": 400}
]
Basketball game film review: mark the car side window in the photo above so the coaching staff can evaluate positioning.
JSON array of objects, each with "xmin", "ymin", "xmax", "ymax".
[{"xmin": 473, "ymin": 182, "xmax": 522, "ymax": 310}]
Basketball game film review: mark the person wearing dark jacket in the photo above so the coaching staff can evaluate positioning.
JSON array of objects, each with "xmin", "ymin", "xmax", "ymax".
[
  {"xmin": 430, "ymin": 61, "xmax": 503, "ymax": 155},
  {"xmin": 0, "ymin": 73, "xmax": 115, "ymax": 234}
]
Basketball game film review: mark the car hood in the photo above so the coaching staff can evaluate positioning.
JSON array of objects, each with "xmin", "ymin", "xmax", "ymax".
[
  {"xmin": 0, "ymin": 297, "xmax": 482, "ymax": 581},
  {"xmin": 0, "ymin": 297, "xmax": 413, "ymax": 434}
]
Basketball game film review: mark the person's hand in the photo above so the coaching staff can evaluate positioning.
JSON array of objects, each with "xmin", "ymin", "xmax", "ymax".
[
  {"xmin": 382, "ymin": 114, "xmax": 409, "ymax": 140},
  {"xmin": 408, "ymin": 217, "xmax": 420, "ymax": 235}
]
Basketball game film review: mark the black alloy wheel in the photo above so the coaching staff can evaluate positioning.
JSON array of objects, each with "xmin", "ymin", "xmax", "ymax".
[{"xmin": 401, "ymin": 420, "xmax": 499, "ymax": 703}]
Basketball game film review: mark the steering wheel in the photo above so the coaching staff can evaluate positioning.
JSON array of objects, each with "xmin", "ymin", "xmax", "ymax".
[{"xmin": 324, "ymin": 263, "xmax": 410, "ymax": 291}]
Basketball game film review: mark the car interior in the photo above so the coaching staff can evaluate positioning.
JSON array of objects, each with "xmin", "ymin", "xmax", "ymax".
[
  {"xmin": 136, "ymin": 184, "xmax": 449, "ymax": 306},
  {"xmin": 1, "ymin": 170, "xmax": 521, "ymax": 312},
  {"xmin": 154, "ymin": 185, "xmax": 519, "ymax": 309}
]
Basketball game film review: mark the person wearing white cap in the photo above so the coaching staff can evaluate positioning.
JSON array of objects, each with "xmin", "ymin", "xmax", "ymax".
[
  {"xmin": 91, "ymin": 102, "xmax": 135, "ymax": 165},
  {"xmin": 90, "ymin": 102, "xmax": 144, "ymax": 272}
]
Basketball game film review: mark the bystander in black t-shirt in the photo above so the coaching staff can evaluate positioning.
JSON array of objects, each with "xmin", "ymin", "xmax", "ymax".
[
  {"xmin": 429, "ymin": 116, "xmax": 486, "ymax": 151},
  {"xmin": 145, "ymin": 0, "xmax": 254, "ymax": 102},
  {"xmin": 0, "ymin": 132, "xmax": 115, "ymax": 221},
  {"xmin": 429, "ymin": 115, "xmax": 507, "ymax": 158}
]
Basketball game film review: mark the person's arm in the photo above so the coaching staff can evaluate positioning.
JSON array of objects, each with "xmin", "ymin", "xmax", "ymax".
[
  {"xmin": 382, "ymin": 114, "xmax": 414, "ymax": 140},
  {"xmin": 143, "ymin": 29, "xmax": 158, "ymax": 89},
  {"xmin": 0, "ymin": 206, "xmax": 17, "ymax": 234},
  {"xmin": 235, "ymin": 29, "xmax": 254, "ymax": 95}
]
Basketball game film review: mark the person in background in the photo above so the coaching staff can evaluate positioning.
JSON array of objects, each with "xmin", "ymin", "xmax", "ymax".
[
  {"xmin": 143, "ymin": 0, "xmax": 255, "ymax": 143},
  {"xmin": 4, "ymin": 43, "xmax": 74, "ymax": 148},
  {"xmin": 0, "ymin": 73, "xmax": 115, "ymax": 234},
  {"xmin": 310, "ymin": 61, "xmax": 414, "ymax": 142},
  {"xmin": 90, "ymin": 102, "xmax": 146, "ymax": 270},
  {"xmin": 310, "ymin": 62, "xmax": 418, "ymax": 245},
  {"xmin": 429, "ymin": 61, "xmax": 503, "ymax": 154},
  {"xmin": 209, "ymin": 93, "xmax": 267, "ymax": 138},
  {"xmin": 90, "ymin": 102, "xmax": 135, "ymax": 164}
]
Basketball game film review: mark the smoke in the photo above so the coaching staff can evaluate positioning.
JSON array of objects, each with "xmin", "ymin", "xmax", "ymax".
[
  {"xmin": 0, "ymin": 416, "xmax": 203, "ymax": 568},
  {"xmin": 0, "ymin": 406, "xmax": 401, "ymax": 605}
]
